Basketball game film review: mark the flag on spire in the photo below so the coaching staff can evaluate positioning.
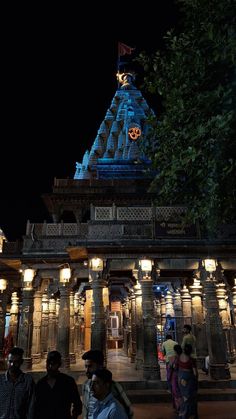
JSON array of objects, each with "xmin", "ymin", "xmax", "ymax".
[{"xmin": 118, "ymin": 42, "xmax": 135, "ymax": 57}]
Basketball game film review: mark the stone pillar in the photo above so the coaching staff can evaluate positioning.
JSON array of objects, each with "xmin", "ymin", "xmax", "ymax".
[
  {"xmin": 155, "ymin": 298, "xmax": 161, "ymax": 326},
  {"xmin": 18, "ymin": 289, "xmax": 34, "ymax": 369},
  {"xmin": 31, "ymin": 290, "xmax": 42, "ymax": 363},
  {"xmin": 9, "ymin": 292, "xmax": 19, "ymax": 346},
  {"xmin": 165, "ymin": 291, "xmax": 175, "ymax": 317},
  {"xmin": 232, "ymin": 278, "xmax": 236, "ymax": 323},
  {"xmin": 140, "ymin": 273, "xmax": 160, "ymax": 380},
  {"xmin": 74, "ymin": 292, "xmax": 80, "ymax": 354},
  {"xmin": 79, "ymin": 297, "xmax": 85, "ymax": 353},
  {"xmin": 90, "ymin": 271, "xmax": 106, "ymax": 354},
  {"xmin": 181, "ymin": 285, "xmax": 192, "ymax": 324},
  {"xmin": 48, "ymin": 298, "xmax": 57, "ymax": 352},
  {"xmin": 216, "ymin": 282, "xmax": 235, "ymax": 362},
  {"xmin": 130, "ymin": 291, "xmax": 136, "ymax": 363},
  {"xmin": 122, "ymin": 297, "xmax": 130, "ymax": 356},
  {"xmin": 0, "ymin": 290, "xmax": 7, "ymax": 368},
  {"xmin": 69, "ymin": 291, "xmax": 76, "ymax": 363},
  {"xmin": 232, "ymin": 278, "xmax": 236, "ymax": 356},
  {"xmin": 200, "ymin": 267, "xmax": 230, "ymax": 380},
  {"xmin": 216, "ymin": 282, "xmax": 230, "ymax": 327},
  {"xmin": 173, "ymin": 290, "xmax": 183, "ymax": 344},
  {"xmin": 189, "ymin": 275, "xmax": 207, "ymax": 365},
  {"xmin": 41, "ymin": 293, "xmax": 49, "ymax": 357},
  {"xmin": 134, "ymin": 282, "xmax": 143, "ymax": 369},
  {"xmin": 160, "ymin": 295, "xmax": 166, "ymax": 329},
  {"xmin": 57, "ymin": 285, "xmax": 70, "ymax": 368}
]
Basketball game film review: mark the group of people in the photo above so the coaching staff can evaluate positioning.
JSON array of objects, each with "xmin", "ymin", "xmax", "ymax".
[
  {"xmin": 0, "ymin": 347, "xmax": 133, "ymax": 419},
  {"xmin": 162, "ymin": 324, "xmax": 198, "ymax": 418}
]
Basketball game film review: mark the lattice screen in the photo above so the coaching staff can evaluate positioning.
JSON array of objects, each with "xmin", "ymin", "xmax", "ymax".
[
  {"xmin": 95, "ymin": 207, "xmax": 113, "ymax": 220},
  {"xmin": 117, "ymin": 207, "xmax": 152, "ymax": 220},
  {"xmin": 46, "ymin": 224, "xmax": 62, "ymax": 236},
  {"xmin": 63, "ymin": 224, "xmax": 78, "ymax": 235}
]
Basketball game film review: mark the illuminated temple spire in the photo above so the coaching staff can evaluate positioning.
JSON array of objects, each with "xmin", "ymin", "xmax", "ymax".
[{"xmin": 74, "ymin": 64, "xmax": 156, "ymax": 180}]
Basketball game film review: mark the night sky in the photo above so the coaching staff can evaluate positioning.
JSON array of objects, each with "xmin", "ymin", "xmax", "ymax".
[{"xmin": 1, "ymin": 2, "xmax": 178, "ymax": 241}]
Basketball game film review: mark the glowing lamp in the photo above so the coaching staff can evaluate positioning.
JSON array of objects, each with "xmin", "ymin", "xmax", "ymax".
[
  {"xmin": 140, "ymin": 259, "xmax": 152, "ymax": 272},
  {"xmin": 0, "ymin": 279, "xmax": 7, "ymax": 293},
  {"xmin": 59, "ymin": 267, "xmax": 71, "ymax": 283},
  {"xmin": 203, "ymin": 259, "xmax": 216, "ymax": 273},
  {"xmin": 90, "ymin": 258, "xmax": 103, "ymax": 271}
]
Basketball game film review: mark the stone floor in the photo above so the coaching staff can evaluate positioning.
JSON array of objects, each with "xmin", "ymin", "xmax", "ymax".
[{"xmin": 31, "ymin": 348, "xmax": 236, "ymax": 384}]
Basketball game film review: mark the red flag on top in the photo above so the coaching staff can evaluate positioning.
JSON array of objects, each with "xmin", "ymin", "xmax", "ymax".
[{"xmin": 118, "ymin": 42, "xmax": 135, "ymax": 57}]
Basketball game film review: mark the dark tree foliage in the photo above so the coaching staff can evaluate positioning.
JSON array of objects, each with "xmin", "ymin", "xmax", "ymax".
[{"xmin": 138, "ymin": 0, "xmax": 236, "ymax": 237}]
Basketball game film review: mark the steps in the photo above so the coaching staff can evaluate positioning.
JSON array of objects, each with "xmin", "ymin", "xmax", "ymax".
[
  {"xmin": 30, "ymin": 371, "xmax": 236, "ymax": 402},
  {"xmin": 126, "ymin": 387, "xmax": 236, "ymax": 403}
]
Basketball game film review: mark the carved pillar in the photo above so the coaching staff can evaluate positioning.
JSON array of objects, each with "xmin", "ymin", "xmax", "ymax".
[
  {"xmin": 90, "ymin": 271, "xmax": 106, "ymax": 354},
  {"xmin": 69, "ymin": 291, "xmax": 76, "ymax": 363},
  {"xmin": 130, "ymin": 291, "xmax": 136, "ymax": 363},
  {"xmin": 232, "ymin": 278, "xmax": 236, "ymax": 323},
  {"xmin": 18, "ymin": 289, "xmax": 34, "ymax": 369},
  {"xmin": 140, "ymin": 273, "xmax": 160, "ymax": 380},
  {"xmin": 122, "ymin": 297, "xmax": 130, "ymax": 356},
  {"xmin": 57, "ymin": 284, "xmax": 70, "ymax": 368},
  {"xmin": 160, "ymin": 295, "xmax": 166, "ymax": 328},
  {"xmin": 173, "ymin": 290, "xmax": 183, "ymax": 345},
  {"xmin": 74, "ymin": 292, "xmax": 80, "ymax": 354},
  {"xmin": 0, "ymin": 290, "xmax": 7, "ymax": 367},
  {"xmin": 200, "ymin": 267, "xmax": 230, "ymax": 380},
  {"xmin": 181, "ymin": 285, "xmax": 192, "ymax": 324},
  {"xmin": 165, "ymin": 290, "xmax": 175, "ymax": 339},
  {"xmin": 48, "ymin": 298, "xmax": 57, "ymax": 352},
  {"xmin": 216, "ymin": 282, "xmax": 230, "ymax": 327},
  {"xmin": 216, "ymin": 282, "xmax": 235, "ymax": 362},
  {"xmin": 31, "ymin": 290, "xmax": 42, "ymax": 363},
  {"xmin": 232, "ymin": 278, "xmax": 236, "ymax": 356},
  {"xmin": 41, "ymin": 293, "xmax": 49, "ymax": 357},
  {"xmin": 190, "ymin": 276, "xmax": 207, "ymax": 365},
  {"xmin": 134, "ymin": 282, "xmax": 143, "ymax": 369},
  {"xmin": 9, "ymin": 292, "xmax": 19, "ymax": 346},
  {"xmin": 165, "ymin": 291, "xmax": 175, "ymax": 317},
  {"xmin": 79, "ymin": 297, "xmax": 85, "ymax": 353}
]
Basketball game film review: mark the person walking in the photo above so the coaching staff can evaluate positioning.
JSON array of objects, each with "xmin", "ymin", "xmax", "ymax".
[
  {"xmin": 181, "ymin": 324, "xmax": 197, "ymax": 358},
  {"xmin": 161, "ymin": 334, "xmax": 178, "ymax": 390},
  {"xmin": 35, "ymin": 350, "xmax": 82, "ymax": 419},
  {"xmin": 90, "ymin": 368, "xmax": 128, "ymax": 419},
  {"xmin": 82, "ymin": 350, "xmax": 133, "ymax": 419},
  {"xmin": 177, "ymin": 343, "xmax": 198, "ymax": 418},
  {"xmin": 0, "ymin": 346, "xmax": 35, "ymax": 419}
]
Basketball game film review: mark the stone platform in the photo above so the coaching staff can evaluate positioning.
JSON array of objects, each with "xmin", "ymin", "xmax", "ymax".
[{"xmin": 29, "ymin": 349, "xmax": 236, "ymax": 402}]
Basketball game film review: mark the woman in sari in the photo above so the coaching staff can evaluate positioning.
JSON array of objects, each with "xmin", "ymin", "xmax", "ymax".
[
  {"xmin": 177, "ymin": 343, "xmax": 198, "ymax": 419},
  {"xmin": 168, "ymin": 344, "xmax": 182, "ymax": 415}
]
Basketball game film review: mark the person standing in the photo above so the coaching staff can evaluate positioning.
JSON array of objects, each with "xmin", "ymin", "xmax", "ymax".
[
  {"xmin": 0, "ymin": 346, "xmax": 35, "ymax": 419},
  {"xmin": 177, "ymin": 343, "xmax": 198, "ymax": 418},
  {"xmin": 181, "ymin": 324, "xmax": 197, "ymax": 358},
  {"xmin": 91, "ymin": 368, "xmax": 128, "ymax": 419},
  {"xmin": 161, "ymin": 334, "xmax": 178, "ymax": 390},
  {"xmin": 82, "ymin": 350, "xmax": 133, "ymax": 419},
  {"xmin": 35, "ymin": 350, "xmax": 82, "ymax": 419}
]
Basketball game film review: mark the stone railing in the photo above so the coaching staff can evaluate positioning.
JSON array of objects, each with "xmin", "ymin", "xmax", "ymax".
[{"xmin": 26, "ymin": 222, "xmax": 88, "ymax": 237}]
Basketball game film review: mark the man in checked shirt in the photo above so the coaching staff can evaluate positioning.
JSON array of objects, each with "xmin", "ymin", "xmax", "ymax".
[{"xmin": 0, "ymin": 346, "xmax": 35, "ymax": 419}]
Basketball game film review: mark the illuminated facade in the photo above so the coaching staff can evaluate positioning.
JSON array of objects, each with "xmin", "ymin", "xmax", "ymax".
[{"xmin": 0, "ymin": 71, "xmax": 236, "ymax": 379}]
